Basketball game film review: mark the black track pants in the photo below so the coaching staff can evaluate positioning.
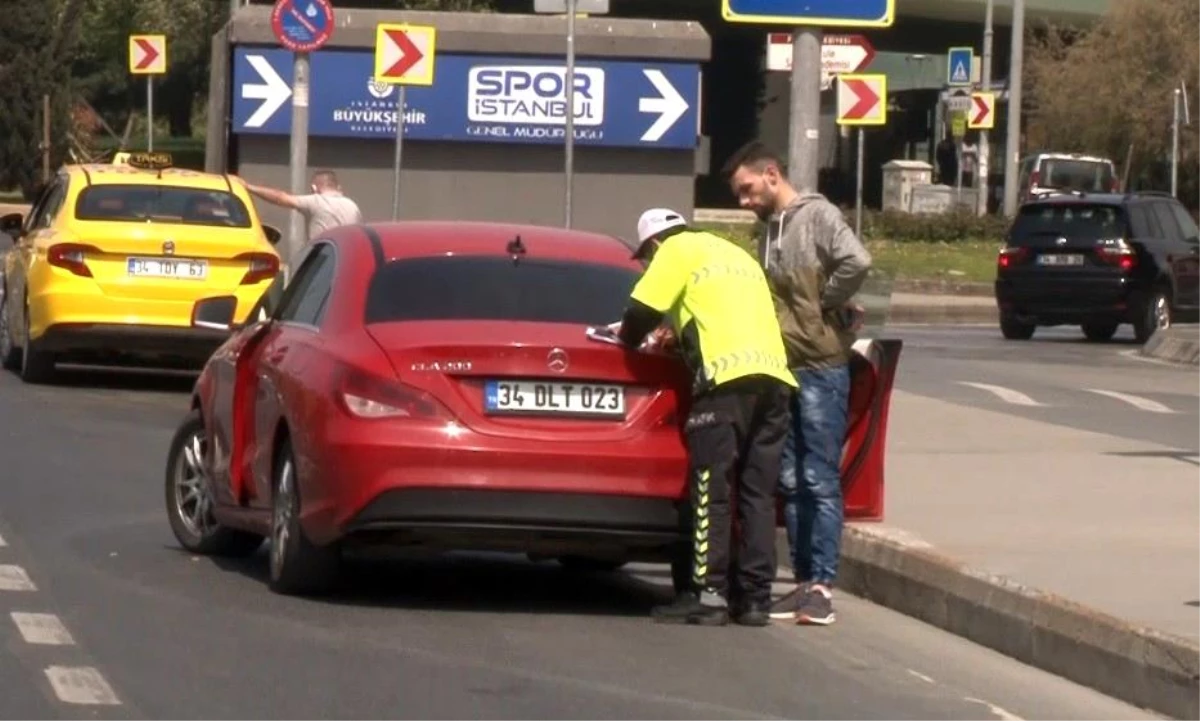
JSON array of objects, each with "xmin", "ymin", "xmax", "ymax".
[{"xmin": 681, "ymin": 374, "xmax": 791, "ymax": 606}]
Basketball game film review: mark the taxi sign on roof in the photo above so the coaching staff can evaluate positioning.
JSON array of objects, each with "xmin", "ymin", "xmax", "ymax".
[{"xmin": 124, "ymin": 152, "xmax": 174, "ymax": 170}]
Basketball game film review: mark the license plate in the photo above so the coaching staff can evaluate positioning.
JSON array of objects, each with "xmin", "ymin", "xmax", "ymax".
[
  {"xmin": 484, "ymin": 380, "xmax": 625, "ymax": 417},
  {"xmin": 126, "ymin": 257, "xmax": 208, "ymax": 279},
  {"xmin": 1036, "ymin": 253, "xmax": 1084, "ymax": 266}
]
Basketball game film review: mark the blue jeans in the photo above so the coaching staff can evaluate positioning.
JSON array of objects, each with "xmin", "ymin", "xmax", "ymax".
[{"xmin": 779, "ymin": 363, "xmax": 850, "ymax": 586}]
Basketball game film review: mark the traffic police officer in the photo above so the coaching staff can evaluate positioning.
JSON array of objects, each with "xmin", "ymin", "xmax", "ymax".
[{"xmin": 616, "ymin": 208, "xmax": 797, "ymax": 627}]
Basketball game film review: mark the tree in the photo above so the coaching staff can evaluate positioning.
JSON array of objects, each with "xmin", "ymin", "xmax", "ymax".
[
  {"xmin": 1025, "ymin": 0, "xmax": 1200, "ymax": 203},
  {"xmin": 0, "ymin": 0, "xmax": 75, "ymax": 197}
]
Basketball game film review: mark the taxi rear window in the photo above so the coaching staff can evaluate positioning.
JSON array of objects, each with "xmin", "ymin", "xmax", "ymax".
[{"xmin": 74, "ymin": 185, "xmax": 253, "ymax": 228}]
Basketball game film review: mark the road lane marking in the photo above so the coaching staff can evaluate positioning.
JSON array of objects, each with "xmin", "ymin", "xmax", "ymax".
[
  {"xmin": 11, "ymin": 612, "xmax": 75, "ymax": 645},
  {"xmin": 44, "ymin": 666, "xmax": 121, "ymax": 705},
  {"xmin": 0, "ymin": 565, "xmax": 36, "ymax": 591},
  {"xmin": 965, "ymin": 697, "xmax": 1024, "ymax": 720},
  {"xmin": 1084, "ymin": 388, "xmax": 1177, "ymax": 414},
  {"xmin": 0, "ymin": 531, "xmax": 6, "ymax": 547},
  {"xmin": 907, "ymin": 669, "xmax": 936, "ymax": 684},
  {"xmin": 957, "ymin": 382, "xmax": 1045, "ymax": 407}
]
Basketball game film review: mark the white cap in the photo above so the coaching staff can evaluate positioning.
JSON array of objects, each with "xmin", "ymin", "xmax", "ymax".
[{"xmin": 636, "ymin": 207, "xmax": 688, "ymax": 243}]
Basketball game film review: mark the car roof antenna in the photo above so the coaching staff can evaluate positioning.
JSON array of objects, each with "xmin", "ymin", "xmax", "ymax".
[{"xmin": 506, "ymin": 235, "xmax": 526, "ymax": 264}]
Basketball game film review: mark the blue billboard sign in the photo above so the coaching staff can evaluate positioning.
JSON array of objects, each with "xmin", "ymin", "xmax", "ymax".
[
  {"xmin": 231, "ymin": 47, "xmax": 701, "ymax": 150},
  {"xmin": 721, "ymin": 0, "xmax": 894, "ymax": 27}
]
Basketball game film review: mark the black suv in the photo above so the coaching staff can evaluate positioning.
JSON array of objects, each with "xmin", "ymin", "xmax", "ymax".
[{"xmin": 994, "ymin": 191, "xmax": 1200, "ymax": 342}]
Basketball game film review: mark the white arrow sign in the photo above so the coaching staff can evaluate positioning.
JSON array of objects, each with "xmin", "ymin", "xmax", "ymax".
[
  {"xmin": 241, "ymin": 55, "xmax": 292, "ymax": 128},
  {"xmin": 639, "ymin": 70, "xmax": 688, "ymax": 143}
]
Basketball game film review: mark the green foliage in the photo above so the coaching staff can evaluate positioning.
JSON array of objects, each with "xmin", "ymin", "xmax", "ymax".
[
  {"xmin": 0, "ymin": 0, "xmax": 74, "ymax": 198},
  {"xmin": 859, "ymin": 209, "xmax": 1010, "ymax": 244}
]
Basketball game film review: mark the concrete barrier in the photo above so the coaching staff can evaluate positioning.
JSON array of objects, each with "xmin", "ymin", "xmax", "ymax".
[
  {"xmin": 834, "ymin": 524, "xmax": 1200, "ymax": 720},
  {"xmin": 1141, "ymin": 326, "xmax": 1200, "ymax": 366}
]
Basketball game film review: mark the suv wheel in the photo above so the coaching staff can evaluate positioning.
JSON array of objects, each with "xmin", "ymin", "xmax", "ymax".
[
  {"xmin": 1000, "ymin": 314, "xmax": 1036, "ymax": 340},
  {"xmin": 1134, "ymin": 288, "xmax": 1171, "ymax": 343},
  {"xmin": 1081, "ymin": 321, "xmax": 1119, "ymax": 342}
]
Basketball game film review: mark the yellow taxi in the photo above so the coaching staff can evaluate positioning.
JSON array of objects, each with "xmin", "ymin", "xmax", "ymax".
[{"xmin": 0, "ymin": 152, "xmax": 282, "ymax": 383}]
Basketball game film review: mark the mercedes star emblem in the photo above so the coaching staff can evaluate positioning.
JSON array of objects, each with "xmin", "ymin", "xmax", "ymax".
[{"xmin": 546, "ymin": 348, "xmax": 569, "ymax": 373}]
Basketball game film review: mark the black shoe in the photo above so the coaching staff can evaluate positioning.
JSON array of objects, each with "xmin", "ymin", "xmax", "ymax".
[
  {"xmin": 734, "ymin": 600, "xmax": 771, "ymax": 627},
  {"xmin": 769, "ymin": 586, "xmax": 805, "ymax": 620},
  {"xmin": 795, "ymin": 585, "xmax": 836, "ymax": 626},
  {"xmin": 651, "ymin": 592, "xmax": 729, "ymax": 626}
]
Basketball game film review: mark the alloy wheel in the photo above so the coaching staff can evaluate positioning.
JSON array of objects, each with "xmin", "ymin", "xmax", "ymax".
[
  {"xmin": 1154, "ymin": 294, "xmax": 1172, "ymax": 331},
  {"xmin": 271, "ymin": 458, "xmax": 295, "ymax": 576},
  {"xmin": 173, "ymin": 428, "xmax": 216, "ymax": 538}
]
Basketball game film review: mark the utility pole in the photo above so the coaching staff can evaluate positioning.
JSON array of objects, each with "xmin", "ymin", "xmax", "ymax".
[
  {"xmin": 977, "ymin": 0, "xmax": 994, "ymax": 216},
  {"xmin": 1001, "ymin": 0, "xmax": 1025, "ymax": 217},
  {"xmin": 1171, "ymin": 87, "xmax": 1181, "ymax": 198},
  {"xmin": 789, "ymin": 28, "xmax": 822, "ymax": 193}
]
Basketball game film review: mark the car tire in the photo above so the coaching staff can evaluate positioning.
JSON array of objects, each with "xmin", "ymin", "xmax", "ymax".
[
  {"xmin": 19, "ymin": 301, "xmax": 55, "ymax": 384},
  {"xmin": 1000, "ymin": 314, "xmax": 1036, "ymax": 340},
  {"xmin": 1134, "ymin": 287, "xmax": 1171, "ymax": 344},
  {"xmin": 0, "ymin": 293, "xmax": 19, "ymax": 371},
  {"xmin": 557, "ymin": 556, "xmax": 628, "ymax": 573},
  {"xmin": 165, "ymin": 409, "xmax": 265, "ymax": 557},
  {"xmin": 268, "ymin": 438, "xmax": 340, "ymax": 596},
  {"xmin": 1081, "ymin": 321, "xmax": 1119, "ymax": 342}
]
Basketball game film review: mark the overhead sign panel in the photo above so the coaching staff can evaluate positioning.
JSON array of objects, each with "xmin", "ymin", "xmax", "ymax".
[
  {"xmin": 723, "ymin": 0, "xmax": 894, "ymax": 28},
  {"xmin": 533, "ymin": 0, "xmax": 610, "ymax": 12},
  {"xmin": 836, "ymin": 73, "xmax": 886, "ymax": 126},
  {"xmin": 129, "ymin": 35, "xmax": 167, "ymax": 75},
  {"xmin": 231, "ymin": 47, "xmax": 700, "ymax": 150},
  {"xmin": 968, "ymin": 91, "xmax": 995, "ymax": 129},
  {"xmin": 374, "ymin": 24, "xmax": 436, "ymax": 86}
]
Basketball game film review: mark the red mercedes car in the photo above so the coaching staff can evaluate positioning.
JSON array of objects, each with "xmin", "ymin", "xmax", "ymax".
[{"xmin": 163, "ymin": 220, "xmax": 902, "ymax": 597}]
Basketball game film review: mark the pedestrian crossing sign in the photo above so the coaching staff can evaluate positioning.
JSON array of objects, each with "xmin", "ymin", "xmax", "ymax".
[{"xmin": 947, "ymin": 47, "xmax": 973, "ymax": 86}]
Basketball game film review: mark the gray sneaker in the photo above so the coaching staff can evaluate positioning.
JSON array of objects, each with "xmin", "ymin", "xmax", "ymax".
[
  {"xmin": 769, "ymin": 587, "xmax": 804, "ymax": 620},
  {"xmin": 796, "ymin": 585, "xmax": 836, "ymax": 626}
]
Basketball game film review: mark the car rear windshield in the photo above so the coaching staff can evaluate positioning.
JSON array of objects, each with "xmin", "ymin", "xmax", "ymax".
[
  {"xmin": 1038, "ymin": 159, "xmax": 1115, "ymax": 192},
  {"xmin": 74, "ymin": 185, "xmax": 253, "ymax": 228},
  {"xmin": 1012, "ymin": 203, "xmax": 1128, "ymax": 239},
  {"xmin": 364, "ymin": 256, "xmax": 641, "ymax": 326}
]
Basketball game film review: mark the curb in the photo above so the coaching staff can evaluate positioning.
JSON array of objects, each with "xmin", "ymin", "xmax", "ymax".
[
  {"xmin": 886, "ymin": 304, "xmax": 997, "ymax": 325},
  {"xmin": 1141, "ymin": 326, "xmax": 1200, "ymax": 366},
  {"xmin": 891, "ymin": 279, "xmax": 994, "ymax": 297},
  {"xmin": 833, "ymin": 524, "xmax": 1200, "ymax": 720}
]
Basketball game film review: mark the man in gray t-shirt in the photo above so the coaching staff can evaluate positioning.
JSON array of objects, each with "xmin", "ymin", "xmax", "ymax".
[{"xmin": 240, "ymin": 169, "xmax": 363, "ymax": 260}]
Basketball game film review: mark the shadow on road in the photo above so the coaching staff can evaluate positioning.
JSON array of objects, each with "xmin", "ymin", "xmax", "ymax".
[
  {"xmin": 205, "ymin": 548, "xmax": 672, "ymax": 618},
  {"xmin": 47, "ymin": 363, "xmax": 196, "ymax": 394}
]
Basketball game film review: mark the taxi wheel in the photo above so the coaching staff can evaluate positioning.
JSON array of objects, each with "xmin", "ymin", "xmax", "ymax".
[
  {"xmin": 19, "ymin": 303, "xmax": 55, "ymax": 384},
  {"xmin": 268, "ymin": 438, "xmax": 340, "ymax": 596},
  {"xmin": 165, "ymin": 410, "xmax": 264, "ymax": 557},
  {"xmin": 0, "ymin": 295, "xmax": 19, "ymax": 371}
]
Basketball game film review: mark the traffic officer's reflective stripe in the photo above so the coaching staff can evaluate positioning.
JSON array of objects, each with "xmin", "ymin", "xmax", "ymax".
[
  {"xmin": 703, "ymin": 348, "xmax": 791, "ymax": 381},
  {"xmin": 688, "ymin": 262, "xmax": 762, "ymax": 286},
  {"xmin": 692, "ymin": 468, "xmax": 712, "ymax": 588}
]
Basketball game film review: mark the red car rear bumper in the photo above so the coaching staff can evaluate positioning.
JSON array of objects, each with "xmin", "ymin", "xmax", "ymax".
[{"xmin": 296, "ymin": 419, "xmax": 690, "ymax": 552}]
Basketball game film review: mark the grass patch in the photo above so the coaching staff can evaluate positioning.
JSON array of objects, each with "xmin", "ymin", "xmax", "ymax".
[{"xmin": 696, "ymin": 222, "xmax": 1001, "ymax": 284}]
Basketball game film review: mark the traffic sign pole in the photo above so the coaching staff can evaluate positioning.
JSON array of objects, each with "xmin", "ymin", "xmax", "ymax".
[
  {"xmin": 129, "ymin": 35, "xmax": 167, "ymax": 153},
  {"xmin": 373, "ymin": 23, "xmax": 437, "ymax": 221},
  {"xmin": 147, "ymin": 77, "xmax": 154, "ymax": 152},
  {"xmin": 564, "ymin": 0, "xmax": 577, "ymax": 229},
  {"xmin": 976, "ymin": 0, "xmax": 994, "ymax": 216},
  {"xmin": 1001, "ymin": 0, "xmax": 1025, "ymax": 216},
  {"xmin": 790, "ymin": 28, "xmax": 822, "ymax": 193},
  {"xmin": 271, "ymin": 0, "xmax": 335, "ymax": 272},
  {"xmin": 392, "ymin": 85, "xmax": 406, "ymax": 220},
  {"xmin": 855, "ymin": 127, "xmax": 864, "ymax": 238},
  {"xmin": 835, "ymin": 74, "xmax": 885, "ymax": 235}
]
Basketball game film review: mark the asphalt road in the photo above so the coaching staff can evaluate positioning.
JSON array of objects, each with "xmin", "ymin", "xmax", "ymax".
[
  {"xmin": 0, "ymin": 363, "xmax": 1157, "ymax": 719},
  {"xmin": 878, "ymin": 323, "xmax": 1199, "ymax": 453}
]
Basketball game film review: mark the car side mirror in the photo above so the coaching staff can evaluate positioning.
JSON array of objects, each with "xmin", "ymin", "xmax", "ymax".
[
  {"xmin": 191, "ymin": 295, "xmax": 240, "ymax": 331},
  {"xmin": 0, "ymin": 213, "xmax": 23, "ymax": 237},
  {"xmin": 262, "ymin": 224, "xmax": 282, "ymax": 246}
]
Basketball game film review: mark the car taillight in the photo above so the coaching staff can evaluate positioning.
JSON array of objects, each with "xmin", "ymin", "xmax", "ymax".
[
  {"xmin": 235, "ymin": 252, "xmax": 280, "ymax": 285},
  {"xmin": 1095, "ymin": 240, "xmax": 1137, "ymax": 271},
  {"xmin": 46, "ymin": 243, "xmax": 99, "ymax": 278},
  {"xmin": 336, "ymin": 366, "xmax": 454, "ymax": 420},
  {"xmin": 998, "ymin": 247, "xmax": 1029, "ymax": 269}
]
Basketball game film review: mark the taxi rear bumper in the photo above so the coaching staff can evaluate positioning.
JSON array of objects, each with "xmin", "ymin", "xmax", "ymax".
[{"xmin": 36, "ymin": 323, "xmax": 230, "ymax": 363}]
